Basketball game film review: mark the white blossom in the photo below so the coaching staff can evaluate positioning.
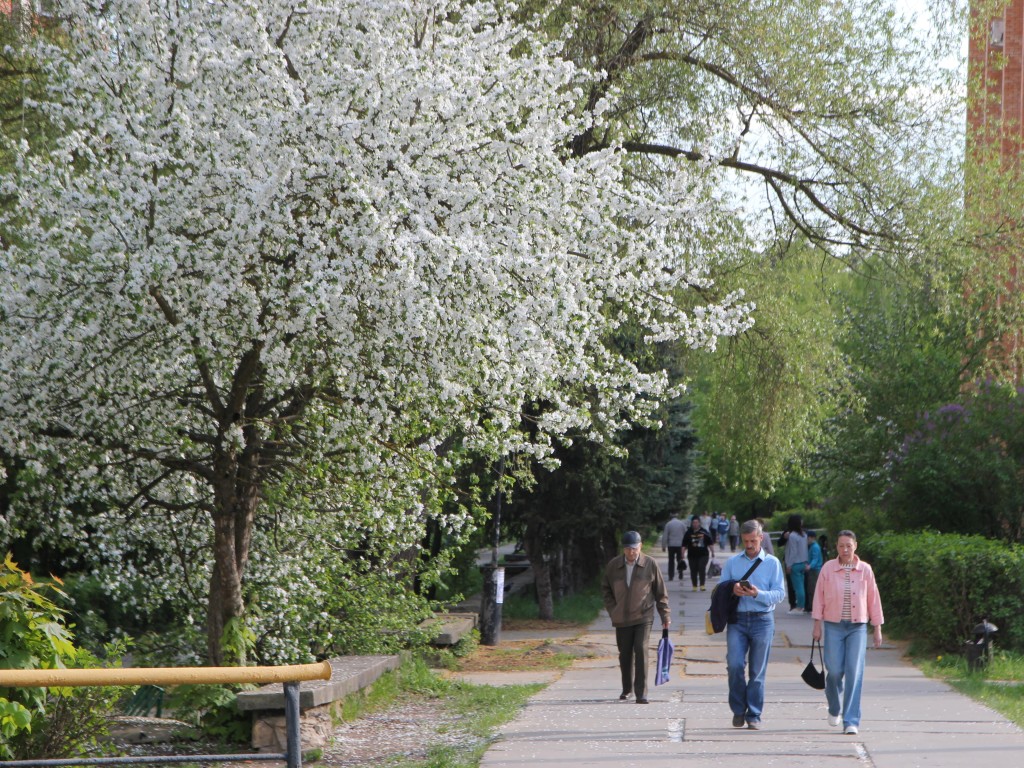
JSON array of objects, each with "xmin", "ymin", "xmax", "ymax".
[{"xmin": 0, "ymin": 0, "xmax": 750, "ymax": 658}]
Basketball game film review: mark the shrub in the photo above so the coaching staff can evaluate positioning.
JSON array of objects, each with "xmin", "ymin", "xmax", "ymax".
[
  {"xmin": 862, "ymin": 532, "xmax": 1024, "ymax": 653},
  {"xmin": 0, "ymin": 553, "xmax": 124, "ymax": 760},
  {"xmin": 883, "ymin": 383, "xmax": 1024, "ymax": 542},
  {"xmin": 167, "ymin": 683, "xmax": 252, "ymax": 744}
]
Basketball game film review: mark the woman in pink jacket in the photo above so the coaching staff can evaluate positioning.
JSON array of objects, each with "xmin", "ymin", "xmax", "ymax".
[{"xmin": 811, "ymin": 530, "xmax": 884, "ymax": 736}]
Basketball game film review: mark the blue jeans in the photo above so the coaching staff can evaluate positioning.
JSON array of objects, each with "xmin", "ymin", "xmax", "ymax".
[
  {"xmin": 790, "ymin": 562, "xmax": 807, "ymax": 610},
  {"xmin": 727, "ymin": 611, "xmax": 775, "ymax": 722},
  {"xmin": 824, "ymin": 620, "xmax": 868, "ymax": 727}
]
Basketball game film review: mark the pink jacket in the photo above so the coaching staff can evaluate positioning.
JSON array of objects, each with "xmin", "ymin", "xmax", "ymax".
[{"xmin": 811, "ymin": 556, "xmax": 884, "ymax": 626}]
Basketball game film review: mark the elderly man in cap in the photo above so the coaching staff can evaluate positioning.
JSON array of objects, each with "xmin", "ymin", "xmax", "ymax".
[{"xmin": 601, "ymin": 530, "xmax": 671, "ymax": 703}]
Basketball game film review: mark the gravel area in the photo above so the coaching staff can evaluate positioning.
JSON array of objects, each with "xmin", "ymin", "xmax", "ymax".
[
  {"xmin": 320, "ymin": 699, "xmax": 481, "ymax": 766},
  {"xmin": 110, "ymin": 698, "xmax": 482, "ymax": 767}
]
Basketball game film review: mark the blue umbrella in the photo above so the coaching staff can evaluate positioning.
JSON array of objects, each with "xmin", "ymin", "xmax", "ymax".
[{"xmin": 655, "ymin": 628, "xmax": 674, "ymax": 686}]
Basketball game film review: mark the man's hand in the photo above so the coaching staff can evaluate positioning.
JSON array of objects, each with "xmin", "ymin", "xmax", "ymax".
[{"xmin": 732, "ymin": 582, "xmax": 758, "ymax": 598}]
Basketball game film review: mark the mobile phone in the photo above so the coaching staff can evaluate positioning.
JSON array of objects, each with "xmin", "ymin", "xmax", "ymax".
[{"xmin": 739, "ymin": 580, "xmax": 752, "ymax": 590}]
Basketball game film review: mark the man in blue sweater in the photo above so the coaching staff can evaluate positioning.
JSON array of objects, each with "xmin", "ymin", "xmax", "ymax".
[{"xmin": 721, "ymin": 519, "xmax": 786, "ymax": 730}]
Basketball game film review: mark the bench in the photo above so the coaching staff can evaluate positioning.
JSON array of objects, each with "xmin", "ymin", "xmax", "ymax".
[
  {"xmin": 419, "ymin": 612, "xmax": 478, "ymax": 646},
  {"xmin": 235, "ymin": 654, "xmax": 401, "ymax": 752}
]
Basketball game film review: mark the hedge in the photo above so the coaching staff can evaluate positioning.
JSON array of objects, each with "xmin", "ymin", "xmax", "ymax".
[{"xmin": 861, "ymin": 531, "xmax": 1024, "ymax": 654}]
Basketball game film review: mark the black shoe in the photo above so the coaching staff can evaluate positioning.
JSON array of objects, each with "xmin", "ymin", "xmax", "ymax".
[
  {"xmin": 732, "ymin": 714, "xmax": 745, "ymax": 728},
  {"xmin": 619, "ymin": 692, "xmax": 630, "ymax": 701},
  {"xmin": 636, "ymin": 698, "xmax": 649, "ymax": 704}
]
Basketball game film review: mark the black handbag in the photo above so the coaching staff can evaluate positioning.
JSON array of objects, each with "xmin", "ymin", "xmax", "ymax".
[{"xmin": 801, "ymin": 638, "xmax": 826, "ymax": 690}]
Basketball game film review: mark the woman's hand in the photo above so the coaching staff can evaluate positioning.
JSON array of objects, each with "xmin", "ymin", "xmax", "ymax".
[
  {"xmin": 812, "ymin": 619, "xmax": 822, "ymax": 642},
  {"xmin": 873, "ymin": 625, "xmax": 883, "ymax": 648}
]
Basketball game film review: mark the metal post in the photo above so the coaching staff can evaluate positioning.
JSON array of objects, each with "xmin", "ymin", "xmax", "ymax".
[
  {"xmin": 492, "ymin": 565, "xmax": 505, "ymax": 645},
  {"xmin": 284, "ymin": 681, "xmax": 302, "ymax": 768},
  {"xmin": 479, "ymin": 563, "xmax": 496, "ymax": 645},
  {"xmin": 480, "ymin": 457, "xmax": 506, "ymax": 646}
]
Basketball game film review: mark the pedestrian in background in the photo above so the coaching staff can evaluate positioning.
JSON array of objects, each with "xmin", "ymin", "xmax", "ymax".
[
  {"xmin": 717, "ymin": 514, "xmax": 730, "ymax": 548},
  {"xmin": 601, "ymin": 531, "xmax": 671, "ymax": 704},
  {"xmin": 728, "ymin": 515, "xmax": 740, "ymax": 551},
  {"xmin": 805, "ymin": 530, "xmax": 823, "ymax": 614},
  {"xmin": 660, "ymin": 511, "xmax": 687, "ymax": 582},
  {"xmin": 783, "ymin": 514, "xmax": 809, "ymax": 613},
  {"xmin": 812, "ymin": 529, "xmax": 884, "ymax": 736},
  {"xmin": 722, "ymin": 519, "xmax": 787, "ymax": 730},
  {"xmin": 682, "ymin": 515, "xmax": 714, "ymax": 592}
]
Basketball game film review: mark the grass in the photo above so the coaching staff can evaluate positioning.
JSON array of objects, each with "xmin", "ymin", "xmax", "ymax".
[
  {"xmin": 915, "ymin": 649, "xmax": 1024, "ymax": 728},
  {"xmin": 334, "ymin": 655, "xmax": 451, "ymax": 723},
  {"xmin": 388, "ymin": 680, "xmax": 543, "ymax": 768},
  {"xmin": 340, "ymin": 655, "xmax": 542, "ymax": 768},
  {"xmin": 500, "ymin": 584, "xmax": 604, "ymax": 625}
]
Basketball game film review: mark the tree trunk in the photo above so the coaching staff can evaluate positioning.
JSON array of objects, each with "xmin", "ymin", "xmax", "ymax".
[
  {"xmin": 532, "ymin": 553, "xmax": 555, "ymax": 621},
  {"xmin": 206, "ymin": 449, "xmax": 260, "ymax": 665},
  {"xmin": 524, "ymin": 528, "xmax": 554, "ymax": 621}
]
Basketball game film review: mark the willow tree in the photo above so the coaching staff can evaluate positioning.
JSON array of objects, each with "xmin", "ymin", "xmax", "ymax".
[
  {"xmin": 0, "ymin": 0, "xmax": 750, "ymax": 663},
  {"xmin": 520, "ymin": 0, "xmax": 970, "ymax": 493}
]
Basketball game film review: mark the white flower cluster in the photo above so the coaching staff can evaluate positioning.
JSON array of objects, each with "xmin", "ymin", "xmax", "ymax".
[{"xmin": 0, "ymin": 0, "xmax": 750, "ymax": 653}]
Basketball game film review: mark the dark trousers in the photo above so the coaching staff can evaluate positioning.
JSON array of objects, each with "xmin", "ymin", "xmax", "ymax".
[
  {"xmin": 666, "ymin": 546, "xmax": 685, "ymax": 580},
  {"xmin": 805, "ymin": 569, "xmax": 820, "ymax": 612},
  {"xmin": 616, "ymin": 622, "xmax": 652, "ymax": 700},
  {"xmin": 688, "ymin": 552, "xmax": 709, "ymax": 586}
]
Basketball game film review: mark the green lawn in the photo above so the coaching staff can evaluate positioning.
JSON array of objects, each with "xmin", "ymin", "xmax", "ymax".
[{"xmin": 916, "ymin": 650, "xmax": 1024, "ymax": 728}]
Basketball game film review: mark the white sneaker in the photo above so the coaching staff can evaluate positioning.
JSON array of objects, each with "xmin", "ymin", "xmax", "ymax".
[
  {"xmin": 788, "ymin": 608, "xmax": 802, "ymax": 614},
  {"xmin": 844, "ymin": 725, "xmax": 859, "ymax": 735},
  {"xmin": 828, "ymin": 714, "xmax": 841, "ymax": 727}
]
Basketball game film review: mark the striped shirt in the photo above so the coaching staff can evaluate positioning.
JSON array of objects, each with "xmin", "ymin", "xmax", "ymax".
[{"xmin": 840, "ymin": 563, "xmax": 854, "ymax": 621}]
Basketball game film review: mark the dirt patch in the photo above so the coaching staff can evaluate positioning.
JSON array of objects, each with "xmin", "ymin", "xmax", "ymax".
[
  {"xmin": 500, "ymin": 618, "xmax": 587, "ymax": 632},
  {"xmin": 456, "ymin": 639, "xmax": 595, "ymax": 672}
]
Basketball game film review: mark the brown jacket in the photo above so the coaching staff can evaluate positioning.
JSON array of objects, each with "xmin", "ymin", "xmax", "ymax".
[{"xmin": 601, "ymin": 551, "xmax": 670, "ymax": 628}]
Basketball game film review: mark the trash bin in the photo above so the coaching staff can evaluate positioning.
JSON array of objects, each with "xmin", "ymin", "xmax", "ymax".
[{"xmin": 963, "ymin": 619, "xmax": 998, "ymax": 673}]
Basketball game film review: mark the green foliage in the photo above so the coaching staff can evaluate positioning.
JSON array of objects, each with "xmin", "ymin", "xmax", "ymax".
[
  {"xmin": 0, "ymin": 552, "xmax": 74, "ymax": 754},
  {"xmin": 431, "ymin": 527, "xmax": 486, "ymax": 605},
  {"xmin": 9, "ymin": 645, "xmax": 124, "ymax": 761},
  {"xmin": 883, "ymin": 383, "xmax": 1024, "ymax": 541},
  {"xmin": 426, "ymin": 631, "xmax": 481, "ymax": 673},
  {"xmin": 506, "ymin": 393, "xmax": 700, "ymax": 601},
  {"xmin": 219, "ymin": 617, "xmax": 257, "ymax": 667},
  {"xmin": 863, "ymin": 532, "xmax": 1024, "ymax": 654},
  {"xmin": 917, "ymin": 649, "xmax": 1024, "ymax": 728},
  {"xmin": 167, "ymin": 684, "xmax": 251, "ymax": 744},
  {"xmin": 337, "ymin": 656, "xmax": 452, "ymax": 724},
  {"xmin": 816, "ymin": 263, "xmax": 972, "ymax": 516},
  {"xmin": 502, "ymin": 584, "xmax": 603, "ymax": 625},
  {"xmin": 690, "ymin": 243, "xmax": 847, "ymax": 495},
  {"xmin": 0, "ymin": 553, "xmax": 124, "ymax": 759},
  {"xmin": 386, "ymin": 670, "xmax": 542, "ymax": 768}
]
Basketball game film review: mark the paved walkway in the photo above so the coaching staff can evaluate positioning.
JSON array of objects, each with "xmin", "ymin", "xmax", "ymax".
[{"xmin": 463, "ymin": 549, "xmax": 1024, "ymax": 768}]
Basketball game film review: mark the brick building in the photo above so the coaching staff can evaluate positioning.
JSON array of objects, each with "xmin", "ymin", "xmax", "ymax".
[
  {"xmin": 967, "ymin": 0, "xmax": 1024, "ymax": 382},
  {"xmin": 969, "ymin": 0, "xmax": 1024, "ymax": 159}
]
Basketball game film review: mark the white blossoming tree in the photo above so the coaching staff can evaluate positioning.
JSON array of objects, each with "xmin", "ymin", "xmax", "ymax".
[{"xmin": 0, "ymin": 0, "xmax": 750, "ymax": 663}]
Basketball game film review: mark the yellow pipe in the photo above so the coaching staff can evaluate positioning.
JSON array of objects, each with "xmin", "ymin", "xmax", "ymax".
[{"xmin": 0, "ymin": 660, "xmax": 332, "ymax": 688}]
